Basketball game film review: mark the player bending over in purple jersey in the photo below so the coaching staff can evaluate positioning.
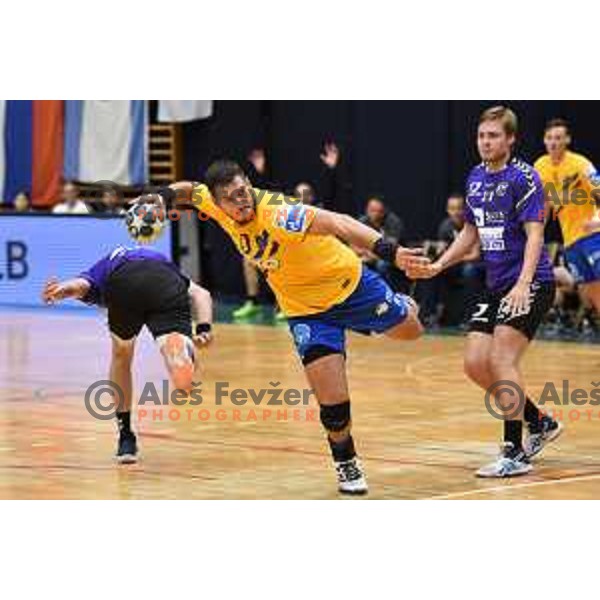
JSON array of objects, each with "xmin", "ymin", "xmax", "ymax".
[{"xmin": 42, "ymin": 241, "xmax": 213, "ymax": 464}]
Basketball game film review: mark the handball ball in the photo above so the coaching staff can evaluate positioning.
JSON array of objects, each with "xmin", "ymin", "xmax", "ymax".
[{"xmin": 126, "ymin": 202, "xmax": 166, "ymax": 244}]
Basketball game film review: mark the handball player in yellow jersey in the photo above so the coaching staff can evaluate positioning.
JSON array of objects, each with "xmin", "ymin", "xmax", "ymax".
[
  {"xmin": 535, "ymin": 119, "xmax": 600, "ymax": 315},
  {"xmin": 159, "ymin": 161, "xmax": 427, "ymax": 495}
]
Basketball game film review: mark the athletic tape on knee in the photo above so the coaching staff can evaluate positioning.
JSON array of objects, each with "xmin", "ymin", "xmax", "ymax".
[{"xmin": 320, "ymin": 401, "xmax": 351, "ymax": 433}]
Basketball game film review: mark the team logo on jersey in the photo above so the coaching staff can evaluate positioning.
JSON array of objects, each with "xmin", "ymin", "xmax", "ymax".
[
  {"xmin": 276, "ymin": 205, "xmax": 307, "ymax": 233},
  {"xmin": 495, "ymin": 182, "xmax": 509, "ymax": 197},
  {"xmin": 588, "ymin": 168, "xmax": 600, "ymax": 187}
]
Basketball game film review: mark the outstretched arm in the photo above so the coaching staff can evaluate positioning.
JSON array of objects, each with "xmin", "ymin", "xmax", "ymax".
[
  {"xmin": 307, "ymin": 208, "xmax": 429, "ymax": 272},
  {"xmin": 435, "ymin": 222, "xmax": 480, "ymax": 272},
  {"xmin": 42, "ymin": 277, "xmax": 91, "ymax": 304},
  {"xmin": 408, "ymin": 222, "xmax": 480, "ymax": 279}
]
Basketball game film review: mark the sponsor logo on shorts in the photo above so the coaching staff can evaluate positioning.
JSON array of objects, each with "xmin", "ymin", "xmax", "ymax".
[
  {"xmin": 293, "ymin": 323, "xmax": 312, "ymax": 347},
  {"xmin": 375, "ymin": 302, "xmax": 390, "ymax": 317},
  {"xmin": 392, "ymin": 293, "xmax": 404, "ymax": 307}
]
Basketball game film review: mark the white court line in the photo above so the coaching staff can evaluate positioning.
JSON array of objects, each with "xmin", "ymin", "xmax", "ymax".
[{"xmin": 425, "ymin": 473, "xmax": 600, "ymax": 500}]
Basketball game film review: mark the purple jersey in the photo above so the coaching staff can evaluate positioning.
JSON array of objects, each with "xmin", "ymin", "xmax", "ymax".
[
  {"xmin": 465, "ymin": 158, "xmax": 554, "ymax": 292},
  {"xmin": 79, "ymin": 246, "xmax": 180, "ymax": 305}
]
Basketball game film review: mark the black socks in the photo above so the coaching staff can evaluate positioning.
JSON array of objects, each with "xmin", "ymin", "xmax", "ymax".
[
  {"xmin": 328, "ymin": 435, "xmax": 356, "ymax": 462},
  {"xmin": 504, "ymin": 419, "xmax": 523, "ymax": 451},
  {"xmin": 117, "ymin": 411, "xmax": 131, "ymax": 435}
]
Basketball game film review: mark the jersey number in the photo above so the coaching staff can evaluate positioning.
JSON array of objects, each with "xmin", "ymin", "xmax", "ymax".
[{"xmin": 240, "ymin": 231, "xmax": 280, "ymax": 266}]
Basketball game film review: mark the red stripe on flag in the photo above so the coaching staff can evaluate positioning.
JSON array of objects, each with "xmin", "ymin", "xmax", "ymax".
[{"xmin": 32, "ymin": 100, "xmax": 64, "ymax": 208}]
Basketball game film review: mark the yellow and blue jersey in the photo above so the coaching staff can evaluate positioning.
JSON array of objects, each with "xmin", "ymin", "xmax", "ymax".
[
  {"xmin": 192, "ymin": 186, "xmax": 362, "ymax": 317},
  {"xmin": 534, "ymin": 151, "xmax": 600, "ymax": 248}
]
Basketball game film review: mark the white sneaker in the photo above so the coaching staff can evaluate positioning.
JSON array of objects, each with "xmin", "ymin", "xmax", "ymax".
[
  {"xmin": 335, "ymin": 457, "xmax": 368, "ymax": 495},
  {"xmin": 476, "ymin": 443, "xmax": 532, "ymax": 478}
]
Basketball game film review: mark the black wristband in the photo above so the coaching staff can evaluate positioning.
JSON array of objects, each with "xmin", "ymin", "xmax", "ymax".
[
  {"xmin": 372, "ymin": 237, "xmax": 399, "ymax": 263},
  {"xmin": 195, "ymin": 323, "xmax": 212, "ymax": 335},
  {"xmin": 157, "ymin": 186, "xmax": 177, "ymax": 205}
]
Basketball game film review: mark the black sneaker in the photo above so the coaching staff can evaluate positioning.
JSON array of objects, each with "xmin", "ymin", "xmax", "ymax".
[
  {"xmin": 116, "ymin": 431, "xmax": 138, "ymax": 464},
  {"xmin": 524, "ymin": 416, "xmax": 563, "ymax": 459},
  {"xmin": 335, "ymin": 457, "xmax": 368, "ymax": 495}
]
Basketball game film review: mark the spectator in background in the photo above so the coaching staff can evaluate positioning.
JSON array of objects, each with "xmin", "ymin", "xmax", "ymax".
[
  {"xmin": 436, "ymin": 194, "xmax": 484, "ymax": 325},
  {"xmin": 357, "ymin": 197, "xmax": 408, "ymax": 292},
  {"xmin": 98, "ymin": 189, "xmax": 125, "ymax": 215},
  {"xmin": 294, "ymin": 182, "xmax": 319, "ymax": 206},
  {"xmin": 14, "ymin": 192, "xmax": 32, "ymax": 212},
  {"xmin": 52, "ymin": 181, "xmax": 90, "ymax": 214},
  {"xmin": 438, "ymin": 194, "xmax": 467, "ymax": 247},
  {"xmin": 360, "ymin": 196, "xmax": 406, "ymax": 243}
]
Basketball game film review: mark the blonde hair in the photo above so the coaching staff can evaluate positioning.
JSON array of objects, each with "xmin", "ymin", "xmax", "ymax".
[{"xmin": 479, "ymin": 105, "xmax": 518, "ymax": 136}]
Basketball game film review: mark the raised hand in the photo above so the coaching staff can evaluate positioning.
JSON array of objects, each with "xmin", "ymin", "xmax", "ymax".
[
  {"xmin": 320, "ymin": 142, "xmax": 340, "ymax": 169},
  {"xmin": 248, "ymin": 149, "xmax": 266, "ymax": 175}
]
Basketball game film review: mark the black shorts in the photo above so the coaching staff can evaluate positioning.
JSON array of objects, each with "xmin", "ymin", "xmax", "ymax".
[
  {"xmin": 467, "ymin": 281, "xmax": 555, "ymax": 341},
  {"xmin": 104, "ymin": 261, "xmax": 192, "ymax": 340}
]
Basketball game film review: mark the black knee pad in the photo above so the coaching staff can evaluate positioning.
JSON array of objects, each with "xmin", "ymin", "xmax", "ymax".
[
  {"xmin": 320, "ymin": 401, "xmax": 351, "ymax": 433},
  {"xmin": 302, "ymin": 344, "xmax": 344, "ymax": 367}
]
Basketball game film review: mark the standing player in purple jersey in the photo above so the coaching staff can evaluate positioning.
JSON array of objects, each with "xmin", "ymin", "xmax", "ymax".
[
  {"xmin": 410, "ymin": 106, "xmax": 561, "ymax": 477},
  {"xmin": 41, "ymin": 241, "xmax": 213, "ymax": 464}
]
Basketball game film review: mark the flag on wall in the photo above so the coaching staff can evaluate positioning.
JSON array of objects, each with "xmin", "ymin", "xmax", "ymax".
[
  {"xmin": 0, "ymin": 100, "xmax": 148, "ymax": 207},
  {"xmin": 64, "ymin": 100, "xmax": 147, "ymax": 186},
  {"xmin": 158, "ymin": 100, "xmax": 213, "ymax": 123},
  {"xmin": 0, "ymin": 100, "xmax": 64, "ymax": 207}
]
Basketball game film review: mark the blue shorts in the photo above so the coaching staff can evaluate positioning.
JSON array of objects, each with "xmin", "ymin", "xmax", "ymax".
[
  {"xmin": 565, "ymin": 232, "xmax": 600, "ymax": 284},
  {"xmin": 288, "ymin": 266, "xmax": 410, "ymax": 360}
]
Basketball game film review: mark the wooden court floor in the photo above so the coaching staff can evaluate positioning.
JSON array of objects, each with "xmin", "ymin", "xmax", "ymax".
[{"xmin": 1, "ymin": 307, "xmax": 600, "ymax": 499}]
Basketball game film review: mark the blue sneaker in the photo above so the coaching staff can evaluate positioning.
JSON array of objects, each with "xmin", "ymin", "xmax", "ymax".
[{"xmin": 116, "ymin": 431, "xmax": 138, "ymax": 464}]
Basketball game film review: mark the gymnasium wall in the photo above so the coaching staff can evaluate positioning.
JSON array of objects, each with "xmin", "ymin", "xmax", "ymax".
[
  {"xmin": 178, "ymin": 100, "xmax": 600, "ymax": 296},
  {"xmin": 0, "ymin": 215, "xmax": 172, "ymax": 308}
]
